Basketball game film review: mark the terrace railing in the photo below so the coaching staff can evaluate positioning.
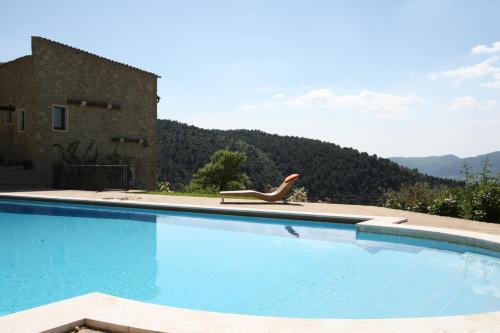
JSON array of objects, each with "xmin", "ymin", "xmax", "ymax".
[{"xmin": 53, "ymin": 165, "xmax": 130, "ymax": 191}]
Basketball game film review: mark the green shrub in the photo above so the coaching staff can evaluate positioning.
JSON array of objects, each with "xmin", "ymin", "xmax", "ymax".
[
  {"xmin": 157, "ymin": 181, "xmax": 171, "ymax": 193},
  {"xmin": 186, "ymin": 149, "xmax": 250, "ymax": 193},
  {"xmin": 429, "ymin": 189, "xmax": 461, "ymax": 217},
  {"xmin": 382, "ymin": 160, "xmax": 499, "ymax": 223},
  {"xmin": 287, "ymin": 187, "xmax": 308, "ymax": 202},
  {"xmin": 382, "ymin": 182, "xmax": 437, "ymax": 213},
  {"xmin": 459, "ymin": 180, "xmax": 499, "ymax": 222},
  {"xmin": 458, "ymin": 160, "xmax": 500, "ymax": 222}
]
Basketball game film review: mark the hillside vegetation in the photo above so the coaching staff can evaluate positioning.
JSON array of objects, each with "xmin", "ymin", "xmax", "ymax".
[
  {"xmin": 157, "ymin": 120, "xmax": 459, "ymax": 204},
  {"xmin": 382, "ymin": 163, "xmax": 499, "ymax": 222}
]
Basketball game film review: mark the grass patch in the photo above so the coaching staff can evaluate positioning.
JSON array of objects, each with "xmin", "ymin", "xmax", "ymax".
[
  {"xmin": 145, "ymin": 191, "xmax": 254, "ymax": 200},
  {"xmin": 146, "ymin": 191, "xmax": 220, "ymax": 198}
]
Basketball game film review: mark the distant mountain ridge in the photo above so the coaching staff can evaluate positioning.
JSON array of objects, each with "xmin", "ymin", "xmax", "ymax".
[
  {"xmin": 389, "ymin": 151, "xmax": 500, "ymax": 180},
  {"xmin": 157, "ymin": 119, "xmax": 459, "ymax": 204}
]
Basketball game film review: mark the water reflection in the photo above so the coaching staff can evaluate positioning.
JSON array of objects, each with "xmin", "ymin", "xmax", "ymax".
[
  {"xmin": 155, "ymin": 214, "xmax": 356, "ymax": 242},
  {"xmin": 0, "ymin": 200, "xmax": 157, "ymax": 223},
  {"xmin": 0, "ymin": 200, "xmax": 160, "ymax": 314},
  {"xmin": 285, "ymin": 226, "xmax": 300, "ymax": 238},
  {"xmin": 356, "ymin": 231, "xmax": 500, "ymax": 258}
]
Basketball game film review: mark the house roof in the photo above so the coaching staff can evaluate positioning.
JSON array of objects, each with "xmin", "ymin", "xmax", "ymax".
[
  {"xmin": 32, "ymin": 36, "xmax": 161, "ymax": 78},
  {"xmin": 0, "ymin": 55, "xmax": 32, "ymax": 67}
]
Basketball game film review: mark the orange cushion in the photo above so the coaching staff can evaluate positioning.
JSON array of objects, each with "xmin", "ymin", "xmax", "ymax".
[{"xmin": 284, "ymin": 174, "xmax": 300, "ymax": 183}]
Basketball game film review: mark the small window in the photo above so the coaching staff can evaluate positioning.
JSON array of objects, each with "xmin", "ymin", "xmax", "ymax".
[
  {"xmin": 17, "ymin": 110, "xmax": 25, "ymax": 131},
  {"xmin": 4, "ymin": 111, "xmax": 13, "ymax": 125},
  {"xmin": 52, "ymin": 106, "xmax": 68, "ymax": 131}
]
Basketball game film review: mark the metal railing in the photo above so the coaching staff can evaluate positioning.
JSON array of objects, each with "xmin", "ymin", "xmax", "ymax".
[{"xmin": 53, "ymin": 165, "xmax": 130, "ymax": 191}]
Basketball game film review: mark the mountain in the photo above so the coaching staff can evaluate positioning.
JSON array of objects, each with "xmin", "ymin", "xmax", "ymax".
[
  {"xmin": 390, "ymin": 152, "xmax": 500, "ymax": 180},
  {"xmin": 157, "ymin": 120, "xmax": 460, "ymax": 204}
]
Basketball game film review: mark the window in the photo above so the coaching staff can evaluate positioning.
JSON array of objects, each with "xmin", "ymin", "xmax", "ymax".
[
  {"xmin": 4, "ymin": 111, "xmax": 12, "ymax": 125},
  {"xmin": 17, "ymin": 110, "xmax": 25, "ymax": 131},
  {"xmin": 52, "ymin": 106, "xmax": 68, "ymax": 131}
]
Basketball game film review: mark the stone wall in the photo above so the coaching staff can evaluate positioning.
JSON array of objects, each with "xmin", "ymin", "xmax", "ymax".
[
  {"xmin": 0, "ymin": 56, "xmax": 37, "ymax": 166},
  {"xmin": 32, "ymin": 37, "xmax": 158, "ymax": 189},
  {"xmin": 0, "ymin": 37, "xmax": 158, "ymax": 189}
]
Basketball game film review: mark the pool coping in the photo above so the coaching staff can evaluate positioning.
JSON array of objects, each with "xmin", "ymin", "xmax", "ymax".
[
  {"xmin": 2, "ymin": 192, "xmax": 500, "ymax": 252},
  {"xmin": 0, "ymin": 192, "xmax": 384, "ymax": 223},
  {"xmin": 1, "ymin": 192, "xmax": 500, "ymax": 333},
  {"xmin": 1, "ymin": 292, "xmax": 499, "ymax": 333}
]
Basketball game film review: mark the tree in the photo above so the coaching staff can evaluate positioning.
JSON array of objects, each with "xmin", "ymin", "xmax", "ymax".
[
  {"xmin": 227, "ymin": 140, "xmax": 282, "ymax": 190},
  {"xmin": 186, "ymin": 149, "xmax": 250, "ymax": 193}
]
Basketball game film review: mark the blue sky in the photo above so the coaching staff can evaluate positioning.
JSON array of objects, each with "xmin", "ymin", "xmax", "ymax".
[{"xmin": 1, "ymin": 0, "xmax": 499, "ymax": 157}]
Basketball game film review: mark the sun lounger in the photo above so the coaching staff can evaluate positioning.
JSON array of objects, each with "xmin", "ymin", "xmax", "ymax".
[{"xmin": 220, "ymin": 174, "xmax": 300, "ymax": 203}]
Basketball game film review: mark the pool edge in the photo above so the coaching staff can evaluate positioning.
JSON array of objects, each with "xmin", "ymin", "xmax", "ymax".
[
  {"xmin": 2, "ymin": 192, "xmax": 500, "ymax": 253},
  {"xmin": 0, "ymin": 192, "xmax": 395, "ymax": 223},
  {"xmin": 1, "ymin": 292, "xmax": 499, "ymax": 333}
]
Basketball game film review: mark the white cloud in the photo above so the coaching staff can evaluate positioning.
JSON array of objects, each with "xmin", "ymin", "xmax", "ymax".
[
  {"xmin": 430, "ymin": 41, "xmax": 500, "ymax": 90},
  {"xmin": 239, "ymin": 89, "xmax": 425, "ymax": 116},
  {"xmin": 481, "ymin": 81, "xmax": 500, "ymax": 89},
  {"xmin": 431, "ymin": 57, "xmax": 500, "ymax": 83},
  {"xmin": 449, "ymin": 96, "xmax": 497, "ymax": 111},
  {"xmin": 285, "ymin": 89, "xmax": 425, "ymax": 115},
  {"xmin": 487, "ymin": 100, "xmax": 498, "ymax": 109},
  {"xmin": 471, "ymin": 41, "xmax": 500, "ymax": 55},
  {"xmin": 480, "ymin": 73, "xmax": 500, "ymax": 90}
]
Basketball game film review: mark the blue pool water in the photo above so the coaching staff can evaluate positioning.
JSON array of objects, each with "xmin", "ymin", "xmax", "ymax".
[{"xmin": 1, "ymin": 199, "xmax": 500, "ymax": 319}]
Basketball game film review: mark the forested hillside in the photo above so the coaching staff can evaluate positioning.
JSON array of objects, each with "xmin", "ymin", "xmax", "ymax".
[{"xmin": 157, "ymin": 120, "xmax": 459, "ymax": 204}]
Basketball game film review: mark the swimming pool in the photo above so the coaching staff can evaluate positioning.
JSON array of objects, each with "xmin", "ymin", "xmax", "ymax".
[{"xmin": 0, "ymin": 199, "xmax": 499, "ymax": 319}]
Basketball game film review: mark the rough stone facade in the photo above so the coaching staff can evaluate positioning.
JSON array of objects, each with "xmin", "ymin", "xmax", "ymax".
[
  {"xmin": 0, "ymin": 37, "xmax": 158, "ymax": 189},
  {"xmin": 0, "ymin": 56, "xmax": 36, "ymax": 164}
]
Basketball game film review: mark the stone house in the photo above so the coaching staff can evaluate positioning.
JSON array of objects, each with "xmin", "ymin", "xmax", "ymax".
[{"xmin": 0, "ymin": 37, "xmax": 159, "ymax": 189}]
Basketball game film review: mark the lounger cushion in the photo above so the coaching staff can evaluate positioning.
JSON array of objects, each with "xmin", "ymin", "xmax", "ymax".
[{"xmin": 284, "ymin": 173, "xmax": 300, "ymax": 183}]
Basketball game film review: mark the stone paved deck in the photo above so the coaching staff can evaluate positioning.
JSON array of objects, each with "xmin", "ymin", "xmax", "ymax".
[{"xmin": 2, "ymin": 189, "xmax": 500, "ymax": 235}]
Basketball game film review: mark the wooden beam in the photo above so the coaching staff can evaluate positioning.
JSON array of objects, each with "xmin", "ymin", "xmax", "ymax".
[
  {"xmin": 0, "ymin": 105, "xmax": 15, "ymax": 112},
  {"xmin": 67, "ymin": 99, "xmax": 121, "ymax": 110},
  {"xmin": 111, "ymin": 136, "xmax": 148, "ymax": 146}
]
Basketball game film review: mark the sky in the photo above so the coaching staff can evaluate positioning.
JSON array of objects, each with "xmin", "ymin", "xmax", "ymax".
[{"xmin": 1, "ymin": 0, "xmax": 499, "ymax": 158}]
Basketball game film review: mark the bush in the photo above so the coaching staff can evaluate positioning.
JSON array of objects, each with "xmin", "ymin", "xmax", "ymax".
[
  {"xmin": 187, "ymin": 149, "xmax": 250, "ymax": 193},
  {"xmin": 157, "ymin": 181, "xmax": 171, "ymax": 193},
  {"xmin": 428, "ymin": 189, "xmax": 461, "ymax": 217},
  {"xmin": 455, "ymin": 160, "xmax": 499, "ymax": 222},
  {"xmin": 288, "ymin": 187, "xmax": 308, "ymax": 202},
  {"xmin": 382, "ymin": 160, "xmax": 500, "ymax": 223},
  {"xmin": 382, "ymin": 182, "xmax": 437, "ymax": 213}
]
